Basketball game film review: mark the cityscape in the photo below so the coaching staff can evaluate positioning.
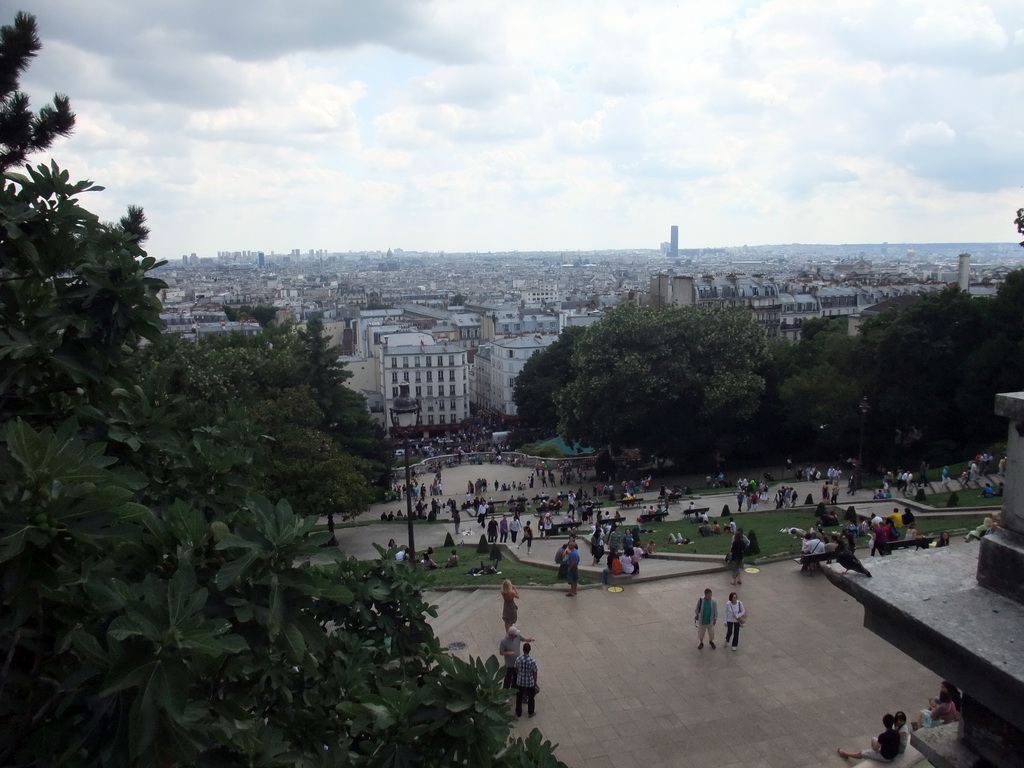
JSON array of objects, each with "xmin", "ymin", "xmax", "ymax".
[
  {"xmin": 4, "ymin": 3, "xmax": 1024, "ymax": 767},
  {"xmin": 158, "ymin": 233, "xmax": 1023, "ymax": 432}
]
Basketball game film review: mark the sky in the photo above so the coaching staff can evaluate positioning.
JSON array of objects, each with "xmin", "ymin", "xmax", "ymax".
[{"xmin": 14, "ymin": 0, "xmax": 1024, "ymax": 259}]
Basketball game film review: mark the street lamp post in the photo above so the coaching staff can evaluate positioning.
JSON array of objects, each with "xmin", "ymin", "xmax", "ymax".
[
  {"xmin": 857, "ymin": 396, "xmax": 870, "ymax": 489},
  {"xmin": 389, "ymin": 383, "xmax": 421, "ymax": 563}
]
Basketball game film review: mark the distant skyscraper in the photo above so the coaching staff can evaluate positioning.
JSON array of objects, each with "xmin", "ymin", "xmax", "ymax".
[
  {"xmin": 257, "ymin": 251, "xmax": 265, "ymax": 268},
  {"xmin": 670, "ymin": 226, "xmax": 679, "ymax": 258}
]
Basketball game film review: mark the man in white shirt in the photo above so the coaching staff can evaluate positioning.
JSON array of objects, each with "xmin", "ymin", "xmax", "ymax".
[{"xmin": 800, "ymin": 532, "xmax": 826, "ymax": 573}]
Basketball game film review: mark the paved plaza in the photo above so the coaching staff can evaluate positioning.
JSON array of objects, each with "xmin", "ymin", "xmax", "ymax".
[{"xmin": 336, "ymin": 459, "xmax": 957, "ymax": 768}]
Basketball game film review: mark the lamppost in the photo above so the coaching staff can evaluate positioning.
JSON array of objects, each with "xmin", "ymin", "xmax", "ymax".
[
  {"xmin": 857, "ymin": 396, "xmax": 870, "ymax": 489},
  {"xmin": 389, "ymin": 383, "xmax": 421, "ymax": 563}
]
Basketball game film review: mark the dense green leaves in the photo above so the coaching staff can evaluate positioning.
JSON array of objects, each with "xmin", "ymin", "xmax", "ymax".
[
  {"xmin": 0, "ymin": 20, "xmax": 566, "ymax": 763},
  {"xmin": 556, "ymin": 303, "xmax": 768, "ymax": 463}
]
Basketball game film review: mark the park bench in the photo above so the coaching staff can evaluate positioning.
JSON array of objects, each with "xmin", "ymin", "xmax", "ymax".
[
  {"xmin": 683, "ymin": 506, "xmax": 710, "ymax": 520},
  {"xmin": 636, "ymin": 510, "xmax": 669, "ymax": 523},
  {"xmin": 885, "ymin": 536, "xmax": 933, "ymax": 553},
  {"xmin": 793, "ymin": 551, "xmax": 836, "ymax": 575},
  {"xmin": 618, "ymin": 498, "xmax": 643, "ymax": 509}
]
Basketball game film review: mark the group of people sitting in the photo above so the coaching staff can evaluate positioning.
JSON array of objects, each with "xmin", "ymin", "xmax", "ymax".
[{"xmin": 837, "ymin": 681, "xmax": 960, "ymax": 762}]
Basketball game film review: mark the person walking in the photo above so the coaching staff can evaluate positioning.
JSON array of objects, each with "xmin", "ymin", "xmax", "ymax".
[
  {"xmin": 513, "ymin": 642, "xmax": 539, "ymax": 718},
  {"xmin": 522, "ymin": 521, "xmax": 534, "ymax": 554},
  {"xmin": 728, "ymin": 531, "xmax": 745, "ymax": 585},
  {"xmin": 694, "ymin": 588, "xmax": 717, "ymax": 650},
  {"xmin": 498, "ymin": 626, "xmax": 535, "ymax": 690},
  {"xmin": 565, "ymin": 542, "xmax": 580, "ymax": 597},
  {"xmin": 509, "ymin": 514, "xmax": 522, "ymax": 543},
  {"xmin": 724, "ymin": 592, "xmax": 746, "ymax": 651},
  {"xmin": 501, "ymin": 579, "xmax": 519, "ymax": 632}
]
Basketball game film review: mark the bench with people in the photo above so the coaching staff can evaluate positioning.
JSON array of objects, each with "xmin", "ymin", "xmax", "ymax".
[
  {"xmin": 636, "ymin": 509, "xmax": 669, "ymax": 523},
  {"xmin": 618, "ymin": 495, "xmax": 643, "ymax": 509},
  {"xmin": 682, "ymin": 503, "xmax": 711, "ymax": 521}
]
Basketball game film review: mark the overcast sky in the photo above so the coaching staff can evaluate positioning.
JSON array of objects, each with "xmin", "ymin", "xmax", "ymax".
[{"xmin": 14, "ymin": 1, "xmax": 1024, "ymax": 259}]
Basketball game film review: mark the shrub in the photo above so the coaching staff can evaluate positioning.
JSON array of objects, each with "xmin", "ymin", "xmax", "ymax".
[
  {"xmin": 477, "ymin": 535, "xmax": 489, "ymax": 553},
  {"xmin": 915, "ymin": 488, "xmax": 927, "ymax": 503},
  {"xmin": 946, "ymin": 492, "xmax": 960, "ymax": 508},
  {"xmin": 746, "ymin": 530, "xmax": 761, "ymax": 556},
  {"xmin": 804, "ymin": 494, "xmax": 814, "ymax": 505},
  {"xmin": 815, "ymin": 502, "xmax": 827, "ymax": 519},
  {"xmin": 845, "ymin": 506, "xmax": 858, "ymax": 523},
  {"xmin": 443, "ymin": 531, "xmax": 455, "ymax": 548},
  {"xmin": 427, "ymin": 508, "xmax": 437, "ymax": 522},
  {"xmin": 490, "ymin": 543, "xmax": 502, "ymax": 563},
  {"xmin": 721, "ymin": 504, "xmax": 730, "ymax": 516}
]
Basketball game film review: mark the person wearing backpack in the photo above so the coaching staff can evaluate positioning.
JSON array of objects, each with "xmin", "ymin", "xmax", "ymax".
[{"xmin": 694, "ymin": 588, "xmax": 718, "ymax": 650}]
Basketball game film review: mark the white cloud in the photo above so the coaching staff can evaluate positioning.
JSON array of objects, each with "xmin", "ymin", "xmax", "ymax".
[{"xmin": 9, "ymin": 0, "xmax": 1024, "ymax": 255}]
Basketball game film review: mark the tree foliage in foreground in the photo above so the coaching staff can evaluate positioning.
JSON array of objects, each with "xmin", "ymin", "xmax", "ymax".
[
  {"xmin": 512, "ymin": 325, "xmax": 585, "ymax": 431},
  {"xmin": 0, "ymin": 13, "xmax": 566, "ymax": 764},
  {"xmin": 555, "ymin": 303, "xmax": 768, "ymax": 463},
  {"xmin": 0, "ymin": 165, "xmax": 566, "ymax": 768}
]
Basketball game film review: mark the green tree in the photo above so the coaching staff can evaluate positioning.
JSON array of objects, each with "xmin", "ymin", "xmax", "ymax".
[
  {"xmin": 772, "ymin": 317, "xmax": 862, "ymax": 457},
  {"xmin": 0, "ymin": 12, "xmax": 75, "ymax": 171},
  {"xmin": 0, "ymin": 20, "xmax": 566, "ymax": 765},
  {"xmin": 512, "ymin": 326, "xmax": 585, "ymax": 430},
  {"xmin": 557, "ymin": 303, "xmax": 768, "ymax": 463}
]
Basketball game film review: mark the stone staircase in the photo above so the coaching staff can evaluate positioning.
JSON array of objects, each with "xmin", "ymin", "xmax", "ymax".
[{"xmin": 425, "ymin": 588, "xmax": 494, "ymax": 643}]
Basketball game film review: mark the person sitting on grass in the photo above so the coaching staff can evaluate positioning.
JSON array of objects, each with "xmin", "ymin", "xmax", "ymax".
[
  {"xmin": 837, "ymin": 712, "xmax": 899, "ymax": 762},
  {"xmin": 645, "ymin": 540, "xmax": 656, "ymax": 557},
  {"xmin": 421, "ymin": 547, "xmax": 439, "ymax": 570},
  {"xmin": 444, "ymin": 550, "xmax": 459, "ymax": 568}
]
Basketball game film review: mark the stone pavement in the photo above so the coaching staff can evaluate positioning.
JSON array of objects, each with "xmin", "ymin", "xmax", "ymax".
[
  {"xmin": 428, "ymin": 558, "xmax": 937, "ymax": 768},
  {"xmin": 333, "ymin": 459, "xmax": 953, "ymax": 767}
]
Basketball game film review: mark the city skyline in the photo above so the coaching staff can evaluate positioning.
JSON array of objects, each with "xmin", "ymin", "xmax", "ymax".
[{"xmin": 15, "ymin": 1, "xmax": 1024, "ymax": 260}]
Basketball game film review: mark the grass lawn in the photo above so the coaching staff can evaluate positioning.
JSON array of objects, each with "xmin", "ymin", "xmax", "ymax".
[{"xmin": 610, "ymin": 508, "xmax": 991, "ymax": 559}]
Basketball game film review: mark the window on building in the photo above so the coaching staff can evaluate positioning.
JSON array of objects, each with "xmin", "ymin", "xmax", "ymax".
[
  {"xmin": 391, "ymin": 358, "xmax": 397, "ymax": 367},
  {"xmin": 450, "ymin": 399, "xmax": 456, "ymax": 410},
  {"xmin": 438, "ymin": 400, "xmax": 445, "ymax": 411},
  {"xmin": 415, "ymin": 386, "xmax": 421, "ymax": 396},
  {"xmin": 414, "ymin": 372, "xmax": 421, "ymax": 383},
  {"xmin": 402, "ymin": 356, "xmax": 408, "ymax": 367},
  {"xmin": 391, "ymin": 372, "xmax": 398, "ymax": 382},
  {"xmin": 449, "ymin": 384, "xmax": 455, "ymax": 396},
  {"xmin": 508, "ymin": 378, "xmax": 514, "ymax": 387},
  {"xmin": 448, "ymin": 355, "xmax": 454, "ymax": 366},
  {"xmin": 426, "ymin": 371, "xmax": 432, "ymax": 382},
  {"xmin": 414, "ymin": 356, "xmax": 420, "ymax": 367},
  {"xmin": 507, "ymin": 350, "xmax": 514, "ymax": 358},
  {"xmin": 403, "ymin": 371, "xmax": 409, "ymax": 382},
  {"xmin": 392, "ymin": 387, "xmax": 398, "ymax": 397},
  {"xmin": 463, "ymin": 384, "xmax": 467, "ymax": 394},
  {"xmin": 428, "ymin": 415, "xmax": 434, "ymax": 425},
  {"xmin": 439, "ymin": 415, "xmax": 446, "ymax": 424},
  {"xmin": 449, "ymin": 370, "xmax": 456, "ymax": 381},
  {"xmin": 424, "ymin": 355, "xmax": 431, "ymax": 367},
  {"xmin": 427, "ymin": 385, "xmax": 433, "ymax": 396}
]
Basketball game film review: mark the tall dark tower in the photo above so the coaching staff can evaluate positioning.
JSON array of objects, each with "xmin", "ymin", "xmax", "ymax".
[{"xmin": 670, "ymin": 225, "xmax": 679, "ymax": 258}]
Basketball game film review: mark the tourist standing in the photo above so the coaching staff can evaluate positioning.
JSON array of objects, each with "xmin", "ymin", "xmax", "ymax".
[
  {"xmin": 501, "ymin": 579, "xmax": 519, "ymax": 632},
  {"xmin": 694, "ymin": 588, "xmax": 717, "ymax": 650},
  {"xmin": 728, "ymin": 532, "xmax": 745, "ymax": 585},
  {"xmin": 724, "ymin": 592, "xmax": 746, "ymax": 651},
  {"xmin": 498, "ymin": 626, "xmax": 535, "ymax": 689},
  {"xmin": 565, "ymin": 542, "xmax": 580, "ymax": 597},
  {"xmin": 514, "ymin": 643, "xmax": 539, "ymax": 718}
]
